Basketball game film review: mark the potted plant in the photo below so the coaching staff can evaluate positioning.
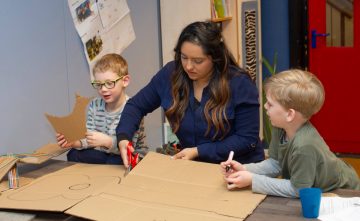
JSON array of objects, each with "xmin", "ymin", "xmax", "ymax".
[{"xmin": 261, "ymin": 53, "xmax": 277, "ymax": 148}]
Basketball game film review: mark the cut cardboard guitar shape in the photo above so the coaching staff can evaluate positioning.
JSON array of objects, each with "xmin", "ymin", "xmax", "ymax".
[{"xmin": 45, "ymin": 94, "xmax": 91, "ymax": 143}]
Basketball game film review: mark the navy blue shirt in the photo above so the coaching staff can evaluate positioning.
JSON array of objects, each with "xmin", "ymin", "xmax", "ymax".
[{"xmin": 116, "ymin": 61, "xmax": 264, "ymax": 164}]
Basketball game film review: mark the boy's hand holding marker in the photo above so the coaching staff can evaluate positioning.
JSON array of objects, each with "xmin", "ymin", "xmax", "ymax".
[
  {"xmin": 221, "ymin": 151, "xmax": 245, "ymax": 174},
  {"xmin": 221, "ymin": 151, "xmax": 253, "ymax": 190}
]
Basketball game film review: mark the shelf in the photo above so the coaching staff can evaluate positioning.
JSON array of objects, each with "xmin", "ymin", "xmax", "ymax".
[{"xmin": 211, "ymin": 16, "xmax": 232, "ymax": 23}]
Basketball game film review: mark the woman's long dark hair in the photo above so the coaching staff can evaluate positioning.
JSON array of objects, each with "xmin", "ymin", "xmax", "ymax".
[{"xmin": 165, "ymin": 21, "xmax": 240, "ymax": 140}]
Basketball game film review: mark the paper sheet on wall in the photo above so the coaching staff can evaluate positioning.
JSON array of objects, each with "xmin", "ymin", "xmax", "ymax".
[{"xmin": 68, "ymin": 0, "xmax": 135, "ymax": 74}]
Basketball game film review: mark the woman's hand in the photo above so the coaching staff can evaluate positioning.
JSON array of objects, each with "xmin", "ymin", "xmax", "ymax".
[
  {"xmin": 172, "ymin": 147, "xmax": 198, "ymax": 160},
  {"xmin": 85, "ymin": 131, "xmax": 112, "ymax": 148},
  {"xmin": 118, "ymin": 140, "xmax": 131, "ymax": 168},
  {"xmin": 224, "ymin": 170, "xmax": 253, "ymax": 190}
]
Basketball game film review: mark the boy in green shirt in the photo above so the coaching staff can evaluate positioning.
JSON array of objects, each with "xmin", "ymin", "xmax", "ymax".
[{"xmin": 221, "ymin": 69, "xmax": 360, "ymax": 197}]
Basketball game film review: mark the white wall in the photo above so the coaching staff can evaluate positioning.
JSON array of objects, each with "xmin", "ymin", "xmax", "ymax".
[
  {"xmin": 123, "ymin": 0, "xmax": 162, "ymax": 150},
  {"xmin": 0, "ymin": 0, "xmax": 162, "ymax": 155}
]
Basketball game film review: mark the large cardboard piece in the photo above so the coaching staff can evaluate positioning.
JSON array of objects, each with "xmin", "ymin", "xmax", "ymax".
[
  {"xmin": 45, "ymin": 94, "xmax": 91, "ymax": 142},
  {"xmin": 67, "ymin": 152, "xmax": 266, "ymax": 220},
  {"xmin": 0, "ymin": 152, "xmax": 266, "ymax": 220},
  {"xmin": 0, "ymin": 163, "xmax": 124, "ymax": 211},
  {"xmin": 66, "ymin": 192, "xmax": 242, "ymax": 221}
]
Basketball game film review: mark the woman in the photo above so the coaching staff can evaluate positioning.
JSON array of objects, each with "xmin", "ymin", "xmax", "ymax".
[{"xmin": 116, "ymin": 21, "xmax": 264, "ymax": 167}]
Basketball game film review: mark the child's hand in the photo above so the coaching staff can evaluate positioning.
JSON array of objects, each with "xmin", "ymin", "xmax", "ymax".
[
  {"xmin": 118, "ymin": 140, "xmax": 130, "ymax": 168},
  {"xmin": 85, "ymin": 131, "xmax": 112, "ymax": 148},
  {"xmin": 56, "ymin": 133, "xmax": 73, "ymax": 149},
  {"xmin": 224, "ymin": 170, "xmax": 253, "ymax": 190},
  {"xmin": 172, "ymin": 147, "xmax": 198, "ymax": 160},
  {"xmin": 220, "ymin": 160, "xmax": 246, "ymax": 175}
]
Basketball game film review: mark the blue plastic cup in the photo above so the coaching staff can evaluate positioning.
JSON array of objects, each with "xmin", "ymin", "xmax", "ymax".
[{"xmin": 299, "ymin": 187, "xmax": 322, "ymax": 218}]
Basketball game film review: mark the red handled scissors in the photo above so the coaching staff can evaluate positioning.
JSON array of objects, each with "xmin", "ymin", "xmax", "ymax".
[{"xmin": 125, "ymin": 142, "xmax": 139, "ymax": 176}]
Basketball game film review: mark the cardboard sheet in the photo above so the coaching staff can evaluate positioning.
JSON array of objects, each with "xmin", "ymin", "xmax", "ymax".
[
  {"xmin": 67, "ymin": 152, "xmax": 266, "ymax": 220},
  {"xmin": 0, "ymin": 163, "xmax": 124, "ymax": 211},
  {"xmin": 19, "ymin": 143, "xmax": 67, "ymax": 164},
  {"xmin": 45, "ymin": 94, "xmax": 91, "ymax": 142},
  {"xmin": 0, "ymin": 157, "xmax": 18, "ymax": 181},
  {"xmin": 66, "ymin": 192, "xmax": 241, "ymax": 221},
  {"xmin": 0, "ymin": 152, "xmax": 266, "ymax": 220}
]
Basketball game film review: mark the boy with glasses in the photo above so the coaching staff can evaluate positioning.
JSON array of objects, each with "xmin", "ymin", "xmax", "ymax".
[{"xmin": 56, "ymin": 53, "xmax": 147, "ymax": 164}]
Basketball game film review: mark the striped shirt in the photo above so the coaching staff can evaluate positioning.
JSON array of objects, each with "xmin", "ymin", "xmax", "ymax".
[{"xmin": 79, "ymin": 96, "xmax": 147, "ymax": 157}]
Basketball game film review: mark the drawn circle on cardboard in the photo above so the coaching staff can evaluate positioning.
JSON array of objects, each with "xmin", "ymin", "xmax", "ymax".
[{"xmin": 68, "ymin": 183, "xmax": 91, "ymax": 190}]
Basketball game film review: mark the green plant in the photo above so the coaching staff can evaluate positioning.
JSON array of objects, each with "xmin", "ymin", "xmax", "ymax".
[{"xmin": 261, "ymin": 53, "xmax": 277, "ymax": 147}]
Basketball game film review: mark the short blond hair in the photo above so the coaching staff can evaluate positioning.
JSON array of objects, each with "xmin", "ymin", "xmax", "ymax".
[
  {"xmin": 264, "ymin": 69, "xmax": 325, "ymax": 119},
  {"xmin": 92, "ymin": 53, "xmax": 128, "ymax": 78}
]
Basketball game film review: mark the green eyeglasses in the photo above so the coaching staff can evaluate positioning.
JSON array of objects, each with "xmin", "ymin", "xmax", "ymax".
[{"xmin": 91, "ymin": 76, "xmax": 125, "ymax": 89}]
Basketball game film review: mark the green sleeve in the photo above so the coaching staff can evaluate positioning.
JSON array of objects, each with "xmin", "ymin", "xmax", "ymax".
[{"xmin": 289, "ymin": 145, "xmax": 317, "ymax": 189}]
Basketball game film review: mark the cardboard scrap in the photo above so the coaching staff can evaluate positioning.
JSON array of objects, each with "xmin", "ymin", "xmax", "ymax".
[
  {"xmin": 0, "ymin": 157, "xmax": 18, "ymax": 181},
  {"xmin": 19, "ymin": 143, "xmax": 67, "ymax": 164},
  {"xmin": 0, "ymin": 163, "xmax": 124, "ymax": 212},
  {"xmin": 45, "ymin": 94, "xmax": 91, "ymax": 142},
  {"xmin": 66, "ymin": 152, "xmax": 266, "ymax": 221}
]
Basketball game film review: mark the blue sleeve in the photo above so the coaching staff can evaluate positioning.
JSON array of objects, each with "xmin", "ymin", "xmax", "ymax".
[
  {"xmin": 116, "ymin": 62, "xmax": 174, "ymax": 141},
  {"xmin": 197, "ymin": 74, "xmax": 262, "ymax": 163}
]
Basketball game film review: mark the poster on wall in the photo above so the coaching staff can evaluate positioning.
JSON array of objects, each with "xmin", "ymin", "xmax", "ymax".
[{"xmin": 68, "ymin": 0, "xmax": 135, "ymax": 75}]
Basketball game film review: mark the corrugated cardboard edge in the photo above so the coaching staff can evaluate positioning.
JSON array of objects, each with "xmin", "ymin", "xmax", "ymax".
[
  {"xmin": 0, "ymin": 157, "xmax": 18, "ymax": 181},
  {"xmin": 19, "ymin": 143, "xmax": 67, "ymax": 164}
]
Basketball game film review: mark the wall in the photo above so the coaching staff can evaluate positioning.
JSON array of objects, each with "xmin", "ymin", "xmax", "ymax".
[
  {"xmin": 0, "ymin": 0, "xmax": 161, "ymax": 155},
  {"xmin": 124, "ymin": 0, "xmax": 162, "ymax": 150},
  {"xmin": 0, "ymin": 0, "xmax": 291, "ymax": 156},
  {"xmin": 261, "ymin": 0, "xmax": 290, "ymax": 77}
]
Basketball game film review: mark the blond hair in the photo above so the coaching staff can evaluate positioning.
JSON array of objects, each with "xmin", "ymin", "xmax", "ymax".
[
  {"xmin": 92, "ymin": 53, "xmax": 128, "ymax": 77},
  {"xmin": 264, "ymin": 69, "xmax": 325, "ymax": 119}
]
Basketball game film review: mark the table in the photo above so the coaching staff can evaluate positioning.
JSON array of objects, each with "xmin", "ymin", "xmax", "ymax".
[{"xmin": 1, "ymin": 159, "xmax": 360, "ymax": 221}]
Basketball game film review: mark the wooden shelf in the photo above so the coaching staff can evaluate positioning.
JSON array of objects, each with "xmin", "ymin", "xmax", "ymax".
[{"xmin": 211, "ymin": 16, "xmax": 232, "ymax": 23}]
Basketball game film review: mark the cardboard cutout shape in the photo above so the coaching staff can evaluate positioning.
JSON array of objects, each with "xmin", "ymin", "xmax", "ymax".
[{"xmin": 45, "ymin": 94, "xmax": 91, "ymax": 142}]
